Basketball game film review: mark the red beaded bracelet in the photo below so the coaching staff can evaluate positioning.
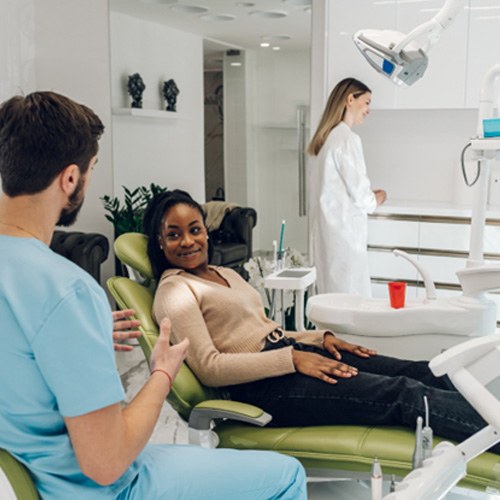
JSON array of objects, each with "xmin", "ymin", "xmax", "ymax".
[{"xmin": 150, "ymin": 368, "xmax": 173, "ymax": 388}]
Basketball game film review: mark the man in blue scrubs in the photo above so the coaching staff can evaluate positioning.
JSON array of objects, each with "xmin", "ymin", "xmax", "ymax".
[{"xmin": 0, "ymin": 91, "xmax": 307, "ymax": 499}]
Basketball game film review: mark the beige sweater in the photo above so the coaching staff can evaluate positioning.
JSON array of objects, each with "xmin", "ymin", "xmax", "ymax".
[{"xmin": 153, "ymin": 266, "xmax": 325, "ymax": 387}]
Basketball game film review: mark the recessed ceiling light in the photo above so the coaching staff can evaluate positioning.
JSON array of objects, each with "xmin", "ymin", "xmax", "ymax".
[
  {"xmin": 230, "ymin": 62, "xmax": 242, "ymax": 67},
  {"xmin": 272, "ymin": 46, "xmax": 281, "ymax": 51},
  {"xmin": 169, "ymin": 4, "xmax": 209, "ymax": 14},
  {"xmin": 260, "ymin": 42, "xmax": 270, "ymax": 47},
  {"xmin": 248, "ymin": 10, "xmax": 288, "ymax": 19},
  {"xmin": 261, "ymin": 34, "xmax": 291, "ymax": 41},
  {"xmin": 283, "ymin": 0, "xmax": 311, "ymax": 5},
  {"xmin": 141, "ymin": 0, "xmax": 176, "ymax": 4},
  {"xmin": 200, "ymin": 13, "xmax": 236, "ymax": 21}
]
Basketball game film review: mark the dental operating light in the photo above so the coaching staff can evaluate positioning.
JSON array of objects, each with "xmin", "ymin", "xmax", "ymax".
[{"xmin": 353, "ymin": 0, "xmax": 463, "ymax": 86}]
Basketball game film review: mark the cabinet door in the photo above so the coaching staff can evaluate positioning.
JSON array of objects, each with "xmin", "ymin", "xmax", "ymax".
[
  {"xmin": 328, "ymin": 0, "xmax": 396, "ymax": 109},
  {"xmin": 419, "ymin": 222, "xmax": 470, "ymax": 252},
  {"xmin": 465, "ymin": 0, "xmax": 500, "ymax": 108},
  {"xmin": 368, "ymin": 250, "xmax": 420, "ymax": 281},
  {"xmin": 368, "ymin": 218, "xmax": 419, "ymax": 247},
  {"xmin": 417, "ymin": 254, "xmax": 467, "ymax": 285},
  {"xmin": 395, "ymin": 0, "xmax": 468, "ymax": 109}
]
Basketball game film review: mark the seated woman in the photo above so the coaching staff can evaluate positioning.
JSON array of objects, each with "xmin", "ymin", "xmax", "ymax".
[{"xmin": 143, "ymin": 189, "xmax": 496, "ymax": 450}]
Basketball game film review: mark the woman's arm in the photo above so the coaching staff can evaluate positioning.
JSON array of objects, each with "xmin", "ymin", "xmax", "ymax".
[{"xmin": 334, "ymin": 137, "xmax": 377, "ymax": 213}]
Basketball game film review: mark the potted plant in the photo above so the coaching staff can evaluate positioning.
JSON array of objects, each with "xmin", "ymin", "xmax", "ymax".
[
  {"xmin": 101, "ymin": 183, "xmax": 167, "ymax": 275},
  {"xmin": 101, "ymin": 183, "xmax": 167, "ymax": 238}
]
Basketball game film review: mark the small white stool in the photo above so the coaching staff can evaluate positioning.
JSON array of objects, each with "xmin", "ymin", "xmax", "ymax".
[{"xmin": 264, "ymin": 267, "xmax": 316, "ymax": 331}]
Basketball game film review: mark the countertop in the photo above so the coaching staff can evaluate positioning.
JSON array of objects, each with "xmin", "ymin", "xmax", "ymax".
[{"xmin": 372, "ymin": 199, "xmax": 500, "ymax": 219}]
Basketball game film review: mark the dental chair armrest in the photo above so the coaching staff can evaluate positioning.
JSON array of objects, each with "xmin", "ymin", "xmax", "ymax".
[
  {"xmin": 429, "ymin": 334, "xmax": 500, "ymax": 378},
  {"xmin": 189, "ymin": 400, "xmax": 272, "ymax": 430}
]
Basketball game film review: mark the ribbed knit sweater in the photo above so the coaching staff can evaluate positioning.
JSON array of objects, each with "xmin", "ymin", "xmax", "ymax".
[{"xmin": 153, "ymin": 266, "xmax": 325, "ymax": 387}]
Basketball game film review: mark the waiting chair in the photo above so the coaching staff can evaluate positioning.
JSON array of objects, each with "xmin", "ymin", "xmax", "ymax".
[
  {"xmin": 107, "ymin": 232, "xmax": 500, "ymax": 491},
  {"xmin": 0, "ymin": 449, "xmax": 39, "ymax": 500}
]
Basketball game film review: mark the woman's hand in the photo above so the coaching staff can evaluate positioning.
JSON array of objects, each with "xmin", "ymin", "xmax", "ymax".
[
  {"xmin": 112, "ymin": 309, "xmax": 142, "ymax": 352},
  {"xmin": 291, "ymin": 349, "xmax": 358, "ymax": 384},
  {"xmin": 150, "ymin": 318, "xmax": 189, "ymax": 383},
  {"xmin": 374, "ymin": 189, "xmax": 387, "ymax": 206},
  {"xmin": 323, "ymin": 332, "xmax": 377, "ymax": 361}
]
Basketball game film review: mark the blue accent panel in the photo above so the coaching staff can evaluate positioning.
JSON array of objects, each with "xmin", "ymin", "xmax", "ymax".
[{"xmin": 382, "ymin": 59, "xmax": 395, "ymax": 75}]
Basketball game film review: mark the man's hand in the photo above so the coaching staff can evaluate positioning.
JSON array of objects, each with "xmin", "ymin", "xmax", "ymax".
[
  {"xmin": 150, "ymin": 318, "xmax": 189, "ymax": 382},
  {"xmin": 112, "ymin": 309, "xmax": 141, "ymax": 352}
]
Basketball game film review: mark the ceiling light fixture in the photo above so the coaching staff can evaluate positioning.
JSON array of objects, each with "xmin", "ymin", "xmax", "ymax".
[
  {"xmin": 260, "ymin": 42, "xmax": 270, "ymax": 47},
  {"xmin": 283, "ymin": 0, "xmax": 311, "ymax": 5},
  {"xmin": 272, "ymin": 46, "xmax": 281, "ymax": 51},
  {"xmin": 249, "ymin": 10, "xmax": 288, "ymax": 19},
  {"xmin": 199, "ymin": 13, "xmax": 236, "ymax": 21},
  {"xmin": 140, "ymin": 0, "xmax": 176, "ymax": 4},
  {"xmin": 169, "ymin": 4, "xmax": 209, "ymax": 14},
  {"xmin": 261, "ymin": 34, "xmax": 291, "ymax": 41}
]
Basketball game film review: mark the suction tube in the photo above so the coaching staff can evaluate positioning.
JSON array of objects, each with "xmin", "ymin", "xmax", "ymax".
[{"xmin": 393, "ymin": 249, "xmax": 437, "ymax": 300}]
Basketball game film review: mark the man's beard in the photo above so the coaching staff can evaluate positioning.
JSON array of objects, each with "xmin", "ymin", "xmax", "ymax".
[{"xmin": 57, "ymin": 176, "xmax": 85, "ymax": 227}]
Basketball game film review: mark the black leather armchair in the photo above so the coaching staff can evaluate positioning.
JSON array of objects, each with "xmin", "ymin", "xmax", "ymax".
[
  {"xmin": 208, "ymin": 207, "xmax": 257, "ymax": 275},
  {"xmin": 50, "ymin": 230, "xmax": 109, "ymax": 283}
]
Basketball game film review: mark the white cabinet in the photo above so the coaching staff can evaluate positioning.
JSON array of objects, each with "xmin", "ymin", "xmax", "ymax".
[{"xmin": 368, "ymin": 213, "xmax": 500, "ymax": 323}]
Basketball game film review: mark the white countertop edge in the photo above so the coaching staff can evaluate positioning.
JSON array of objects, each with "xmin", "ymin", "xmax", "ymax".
[{"xmin": 372, "ymin": 199, "xmax": 500, "ymax": 218}]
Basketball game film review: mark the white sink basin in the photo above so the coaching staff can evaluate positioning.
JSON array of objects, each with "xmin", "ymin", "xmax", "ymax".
[{"xmin": 306, "ymin": 293, "xmax": 497, "ymax": 360}]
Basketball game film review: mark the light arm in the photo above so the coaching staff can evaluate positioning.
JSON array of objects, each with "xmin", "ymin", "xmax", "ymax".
[{"xmin": 353, "ymin": 0, "xmax": 464, "ymax": 86}]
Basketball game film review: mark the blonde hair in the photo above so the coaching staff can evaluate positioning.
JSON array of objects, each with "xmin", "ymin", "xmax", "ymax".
[{"xmin": 307, "ymin": 78, "xmax": 371, "ymax": 156}]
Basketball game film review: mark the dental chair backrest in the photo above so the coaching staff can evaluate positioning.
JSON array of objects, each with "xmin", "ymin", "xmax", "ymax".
[{"xmin": 109, "ymin": 232, "xmax": 220, "ymax": 421}]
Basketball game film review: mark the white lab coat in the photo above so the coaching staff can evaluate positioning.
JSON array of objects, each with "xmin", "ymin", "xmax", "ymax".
[{"xmin": 308, "ymin": 121, "xmax": 377, "ymax": 296}]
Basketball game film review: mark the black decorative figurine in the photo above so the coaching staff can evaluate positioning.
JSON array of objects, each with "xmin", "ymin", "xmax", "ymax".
[
  {"xmin": 127, "ymin": 73, "xmax": 146, "ymax": 109},
  {"xmin": 162, "ymin": 79, "xmax": 180, "ymax": 112}
]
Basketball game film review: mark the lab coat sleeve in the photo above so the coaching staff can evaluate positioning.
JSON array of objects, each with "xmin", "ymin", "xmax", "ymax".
[
  {"xmin": 153, "ymin": 279, "xmax": 296, "ymax": 387},
  {"xmin": 334, "ymin": 134, "xmax": 377, "ymax": 214}
]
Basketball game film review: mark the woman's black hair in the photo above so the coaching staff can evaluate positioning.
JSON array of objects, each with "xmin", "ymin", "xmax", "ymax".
[{"xmin": 142, "ymin": 189, "xmax": 212, "ymax": 281}]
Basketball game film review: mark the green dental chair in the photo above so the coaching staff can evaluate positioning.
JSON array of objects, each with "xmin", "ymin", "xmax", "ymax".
[
  {"xmin": 0, "ymin": 449, "xmax": 39, "ymax": 499},
  {"xmin": 107, "ymin": 232, "xmax": 500, "ymax": 492}
]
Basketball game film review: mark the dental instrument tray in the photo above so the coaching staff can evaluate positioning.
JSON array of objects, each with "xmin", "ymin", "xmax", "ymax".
[{"xmin": 264, "ymin": 267, "xmax": 316, "ymax": 290}]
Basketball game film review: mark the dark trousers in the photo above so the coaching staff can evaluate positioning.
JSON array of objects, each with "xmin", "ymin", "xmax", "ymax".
[{"xmin": 226, "ymin": 338, "xmax": 496, "ymax": 451}]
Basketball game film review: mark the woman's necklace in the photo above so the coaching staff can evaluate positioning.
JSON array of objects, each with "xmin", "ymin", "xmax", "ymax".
[{"xmin": 0, "ymin": 221, "xmax": 41, "ymax": 240}]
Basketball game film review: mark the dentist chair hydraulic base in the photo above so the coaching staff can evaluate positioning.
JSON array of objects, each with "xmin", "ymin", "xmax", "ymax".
[{"xmin": 107, "ymin": 233, "xmax": 500, "ymax": 493}]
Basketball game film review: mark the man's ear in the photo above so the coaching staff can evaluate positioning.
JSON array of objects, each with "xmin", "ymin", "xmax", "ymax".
[{"xmin": 59, "ymin": 164, "xmax": 80, "ymax": 196}]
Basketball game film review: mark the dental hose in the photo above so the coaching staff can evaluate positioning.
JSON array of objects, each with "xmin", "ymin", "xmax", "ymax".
[{"xmin": 461, "ymin": 142, "xmax": 481, "ymax": 187}]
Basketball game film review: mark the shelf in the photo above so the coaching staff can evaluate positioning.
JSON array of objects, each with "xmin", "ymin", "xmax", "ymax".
[
  {"xmin": 471, "ymin": 138, "xmax": 500, "ymax": 151},
  {"xmin": 112, "ymin": 108, "xmax": 179, "ymax": 119}
]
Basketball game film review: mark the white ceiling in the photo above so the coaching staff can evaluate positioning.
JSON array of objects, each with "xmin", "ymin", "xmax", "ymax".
[{"xmin": 109, "ymin": 0, "xmax": 312, "ymax": 70}]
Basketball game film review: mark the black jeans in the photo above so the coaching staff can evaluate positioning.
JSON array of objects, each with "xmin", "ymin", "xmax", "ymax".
[{"xmin": 225, "ymin": 338, "xmax": 497, "ymax": 451}]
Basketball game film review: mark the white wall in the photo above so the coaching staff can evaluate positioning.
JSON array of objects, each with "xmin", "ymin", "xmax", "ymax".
[
  {"xmin": 0, "ymin": 0, "xmax": 36, "ymax": 101},
  {"xmin": 110, "ymin": 12, "xmax": 205, "ymax": 203},
  {"xmin": 243, "ymin": 48, "xmax": 310, "ymax": 254},
  {"xmin": 361, "ymin": 108, "xmax": 481, "ymax": 206},
  {"xmin": 1, "ymin": 0, "xmax": 115, "ymax": 282}
]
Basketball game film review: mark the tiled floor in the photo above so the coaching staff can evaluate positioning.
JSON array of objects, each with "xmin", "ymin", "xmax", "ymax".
[{"xmin": 116, "ymin": 346, "xmax": 500, "ymax": 499}]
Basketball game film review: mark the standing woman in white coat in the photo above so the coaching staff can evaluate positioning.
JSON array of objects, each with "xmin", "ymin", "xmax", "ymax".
[{"xmin": 307, "ymin": 77, "xmax": 386, "ymax": 296}]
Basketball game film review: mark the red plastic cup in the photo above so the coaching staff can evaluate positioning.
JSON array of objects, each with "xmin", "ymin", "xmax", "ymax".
[{"xmin": 388, "ymin": 281, "xmax": 406, "ymax": 309}]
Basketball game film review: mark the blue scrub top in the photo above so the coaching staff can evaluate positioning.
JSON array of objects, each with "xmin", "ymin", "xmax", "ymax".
[{"xmin": 0, "ymin": 236, "xmax": 140, "ymax": 499}]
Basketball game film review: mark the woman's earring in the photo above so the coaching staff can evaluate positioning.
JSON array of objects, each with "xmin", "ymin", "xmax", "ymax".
[{"xmin": 206, "ymin": 234, "xmax": 210, "ymax": 240}]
